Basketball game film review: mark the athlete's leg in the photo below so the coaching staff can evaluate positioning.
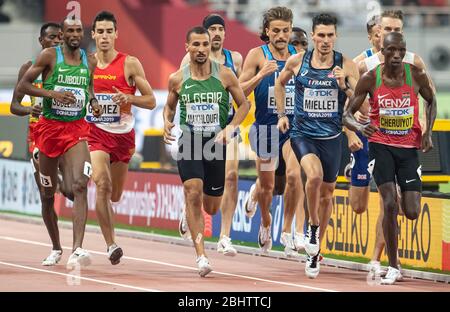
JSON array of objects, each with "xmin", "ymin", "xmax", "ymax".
[
  {"xmin": 91, "ymin": 150, "xmax": 115, "ymax": 247},
  {"xmin": 371, "ymin": 195, "xmax": 386, "ymax": 262},
  {"xmin": 349, "ymin": 185, "xmax": 370, "ymax": 214},
  {"xmin": 219, "ymin": 137, "xmax": 239, "ymax": 238},
  {"xmin": 255, "ymin": 157, "xmax": 276, "ymax": 228},
  {"xmin": 184, "ymin": 178, "xmax": 205, "ymax": 257},
  {"xmin": 300, "ymin": 154, "xmax": 323, "ymax": 227},
  {"xmin": 36, "ymin": 154, "xmax": 61, "ymax": 251},
  {"xmin": 63, "ymin": 141, "xmax": 91, "ymax": 251},
  {"xmin": 110, "ymin": 162, "xmax": 129, "ymax": 202},
  {"xmin": 58, "ymin": 154, "xmax": 74, "ymax": 201},
  {"xmin": 378, "ymin": 182, "xmax": 399, "ymax": 268},
  {"xmin": 318, "ymin": 181, "xmax": 335, "ymax": 243},
  {"xmin": 281, "ymin": 141, "xmax": 302, "ymax": 234}
]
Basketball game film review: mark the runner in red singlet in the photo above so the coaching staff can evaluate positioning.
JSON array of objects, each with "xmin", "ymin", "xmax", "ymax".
[
  {"xmin": 344, "ymin": 32, "xmax": 436, "ymax": 285},
  {"xmin": 88, "ymin": 11, "xmax": 156, "ymax": 265}
]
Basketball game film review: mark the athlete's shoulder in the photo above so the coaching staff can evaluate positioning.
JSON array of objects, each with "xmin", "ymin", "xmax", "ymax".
[
  {"xmin": 168, "ymin": 68, "xmax": 183, "ymax": 88},
  {"xmin": 246, "ymin": 46, "xmax": 265, "ymax": 59},
  {"xmin": 230, "ymin": 50, "xmax": 243, "ymax": 64},
  {"xmin": 412, "ymin": 53, "xmax": 426, "ymax": 70},
  {"xmin": 353, "ymin": 52, "xmax": 366, "ymax": 64},
  {"xmin": 124, "ymin": 54, "xmax": 141, "ymax": 65}
]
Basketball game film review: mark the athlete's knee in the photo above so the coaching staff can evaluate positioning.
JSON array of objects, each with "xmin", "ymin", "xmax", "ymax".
[
  {"xmin": 350, "ymin": 197, "xmax": 367, "ymax": 214},
  {"xmin": 259, "ymin": 179, "xmax": 275, "ymax": 195},
  {"xmin": 285, "ymin": 170, "xmax": 300, "ymax": 189},
  {"xmin": 95, "ymin": 175, "xmax": 112, "ymax": 196},
  {"xmin": 72, "ymin": 177, "xmax": 88, "ymax": 195},
  {"xmin": 403, "ymin": 204, "xmax": 420, "ymax": 220},
  {"xmin": 352, "ymin": 204, "xmax": 367, "ymax": 214},
  {"xmin": 382, "ymin": 195, "xmax": 398, "ymax": 216},
  {"xmin": 224, "ymin": 169, "xmax": 238, "ymax": 189},
  {"xmin": 307, "ymin": 175, "xmax": 322, "ymax": 189},
  {"xmin": 184, "ymin": 185, "xmax": 203, "ymax": 206}
]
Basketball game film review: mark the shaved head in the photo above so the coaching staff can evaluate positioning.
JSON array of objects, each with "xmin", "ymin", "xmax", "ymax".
[
  {"xmin": 383, "ymin": 32, "xmax": 405, "ymax": 48},
  {"xmin": 62, "ymin": 18, "xmax": 82, "ymax": 30}
]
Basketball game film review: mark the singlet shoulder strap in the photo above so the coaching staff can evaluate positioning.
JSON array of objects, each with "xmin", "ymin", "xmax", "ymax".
[
  {"xmin": 261, "ymin": 45, "xmax": 273, "ymax": 60},
  {"xmin": 55, "ymin": 46, "xmax": 64, "ymax": 64},
  {"xmin": 334, "ymin": 50, "xmax": 343, "ymax": 68},
  {"xmin": 182, "ymin": 63, "xmax": 190, "ymax": 83},
  {"xmin": 376, "ymin": 64, "xmax": 382, "ymax": 88},
  {"xmin": 211, "ymin": 60, "xmax": 221, "ymax": 80},
  {"xmin": 288, "ymin": 44, "xmax": 297, "ymax": 55},
  {"xmin": 80, "ymin": 49, "xmax": 88, "ymax": 68},
  {"xmin": 223, "ymin": 48, "xmax": 236, "ymax": 74},
  {"xmin": 404, "ymin": 63, "xmax": 412, "ymax": 87}
]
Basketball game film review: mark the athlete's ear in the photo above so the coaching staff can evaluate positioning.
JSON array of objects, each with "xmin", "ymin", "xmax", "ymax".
[
  {"xmin": 185, "ymin": 42, "xmax": 189, "ymax": 52},
  {"xmin": 91, "ymin": 29, "xmax": 95, "ymax": 39},
  {"xmin": 115, "ymin": 29, "xmax": 118, "ymax": 40}
]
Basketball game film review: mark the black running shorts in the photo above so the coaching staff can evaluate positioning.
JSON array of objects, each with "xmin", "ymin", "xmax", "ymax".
[
  {"xmin": 368, "ymin": 142, "xmax": 422, "ymax": 192},
  {"xmin": 176, "ymin": 131, "xmax": 226, "ymax": 197}
]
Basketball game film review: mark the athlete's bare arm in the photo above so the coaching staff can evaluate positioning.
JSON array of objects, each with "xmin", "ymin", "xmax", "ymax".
[
  {"xmin": 413, "ymin": 66, "xmax": 437, "ymax": 152},
  {"xmin": 231, "ymin": 51, "xmax": 243, "ymax": 78},
  {"xmin": 10, "ymin": 62, "xmax": 35, "ymax": 116},
  {"xmin": 220, "ymin": 66, "xmax": 249, "ymax": 127},
  {"xmin": 88, "ymin": 54, "xmax": 102, "ymax": 116},
  {"xmin": 17, "ymin": 48, "xmax": 75, "ymax": 104},
  {"xmin": 353, "ymin": 53, "xmax": 366, "ymax": 65},
  {"xmin": 357, "ymin": 59, "xmax": 369, "ymax": 77},
  {"xmin": 122, "ymin": 56, "xmax": 156, "ymax": 109},
  {"xmin": 341, "ymin": 57, "xmax": 364, "ymax": 151},
  {"xmin": 274, "ymin": 53, "xmax": 303, "ymax": 133},
  {"xmin": 239, "ymin": 47, "xmax": 278, "ymax": 96},
  {"xmin": 414, "ymin": 54, "xmax": 436, "ymax": 93},
  {"xmin": 163, "ymin": 70, "xmax": 182, "ymax": 144},
  {"xmin": 343, "ymin": 57, "xmax": 360, "ymax": 91},
  {"xmin": 343, "ymin": 71, "xmax": 378, "ymax": 137}
]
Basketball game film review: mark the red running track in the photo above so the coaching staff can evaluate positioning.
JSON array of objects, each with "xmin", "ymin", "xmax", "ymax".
[{"xmin": 0, "ymin": 218, "xmax": 448, "ymax": 292}]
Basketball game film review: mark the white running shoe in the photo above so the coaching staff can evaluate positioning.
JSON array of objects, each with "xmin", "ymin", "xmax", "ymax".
[
  {"xmin": 258, "ymin": 224, "xmax": 272, "ymax": 253},
  {"xmin": 294, "ymin": 232, "xmax": 306, "ymax": 251},
  {"xmin": 397, "ymin": 264, "xmax": 404, "ymax": 281},
  {"xmin": 42, "ymin": 250, "xmax": 62, "ymax": 266},
  {"xmin": 196, "ymin": 255, "xmax": 212, "ymax": 277},
  {"xmin": 280, "ymin": 232, "xmax": 297, "ymax": 258},
  {"xmin": 66, "ymin": 247, "xmax": 91, "ymax": 269},
  {"xmin": 107, "ymin": 244, "xmax": 123, "ymax": 265},
  {"xmin": 305, "ymin": 253, "xmax": 320, "ymax": 279},
  {"xmin": 368, "ymin": 260, "xmax": 387, "ymax": 277},
  {"xmin": 381, "ymin": 266, "xmax": 401, "ymax": 285},
  {"xmin": 217, "ymin": 236, "xmax": 237, "ymax": 257},
  {"xmin": 178, "ymin": 209, "xmax": 191, "ymax": 240},
  {"xmin": 305, "ymin": 225, "xmax": 320, "ymax": 256},
  {"xmin": 244, "ymin": 183, "xmax": 258, "ymax": 218}
]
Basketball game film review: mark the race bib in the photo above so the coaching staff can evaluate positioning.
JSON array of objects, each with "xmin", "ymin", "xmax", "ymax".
[
  {"xmin": 303, "ymin": 88, "xmax": 338, "ymax": 118},
  {"xmin": 267, "ymin": 85, "xmax": 295, "ymax": 115},
  {"xmin": 51, "ymin": 85, "xmax": 85, "ymax": 117},
  {"xmin": 186, "ymin": 102, "xmax": 220, "ymax": 132},
  {"xmin": 86, "ymin": 93, "xmax": 121, "ymax": 123},
  {"xmin": 379, "ymin": 106, "xmax": 414, "ymax": 135}
]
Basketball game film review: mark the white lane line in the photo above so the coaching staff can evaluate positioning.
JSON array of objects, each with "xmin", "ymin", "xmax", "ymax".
[
  {"xmin": 0, "ymin": 235, "xmax": 338, "ymax": 292},
  {"xmin": 0, "ymin": 261, "xmax": 160, "ymax": 292}
]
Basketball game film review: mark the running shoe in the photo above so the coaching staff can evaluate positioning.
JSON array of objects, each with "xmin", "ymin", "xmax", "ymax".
[{"xmin": 217, "ymin": 235, "xmax": 237, "ymax": 257}]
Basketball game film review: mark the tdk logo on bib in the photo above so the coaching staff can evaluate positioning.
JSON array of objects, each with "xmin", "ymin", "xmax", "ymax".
[
  {"xmin": 96, "ymin": 94, "xmax": 114, "ymax": 101},
  {"xmin": 303, "ymin": 88, "xmax": 338, "ymax": 118},
  {"xmin": 62, "ymin": 87, "xmax": 82, "ymax": 96},
  {"xmin": 190, "ymin": 104, "xmax": 215, "ymax": 111}
]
